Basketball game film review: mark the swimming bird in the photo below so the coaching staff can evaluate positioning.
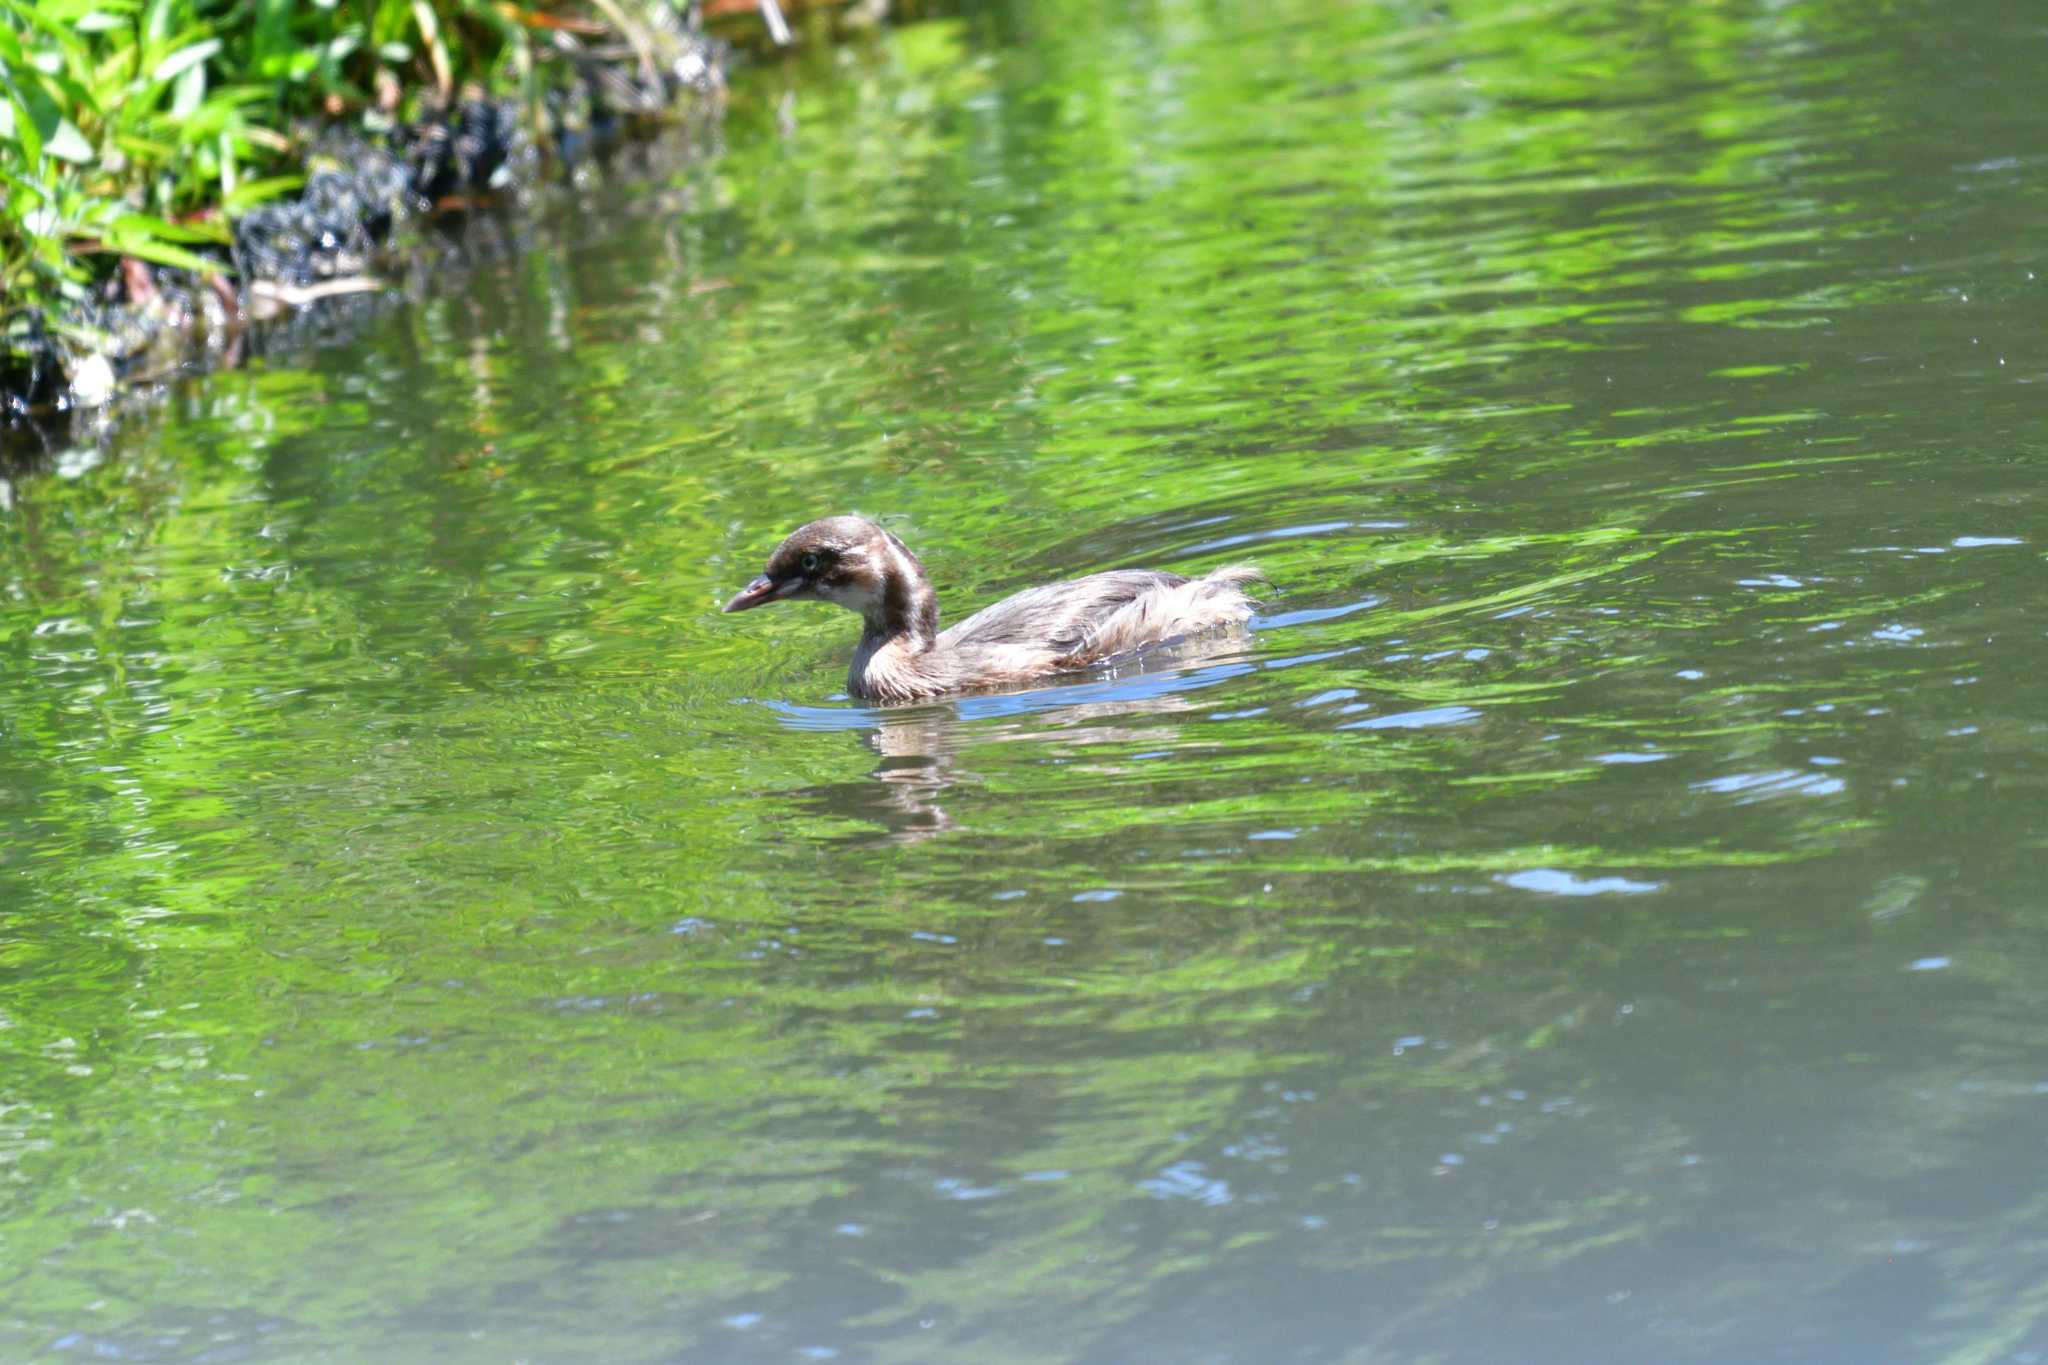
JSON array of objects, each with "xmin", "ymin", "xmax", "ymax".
[{"xmin": 723, "ymin": 515, "xmax": 1261, "ymax": 702}]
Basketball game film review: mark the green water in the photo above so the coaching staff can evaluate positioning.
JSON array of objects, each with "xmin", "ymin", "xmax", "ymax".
[{"xmin": 5, "ymin": 0, "xmax": 2048, "ymax": 1360}]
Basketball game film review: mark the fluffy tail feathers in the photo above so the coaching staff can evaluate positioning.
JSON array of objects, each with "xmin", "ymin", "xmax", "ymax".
[
  {"xmin": 1200, "ymin": 562, "xmax": 1264, "ymax": 595},
  {"xmin": 1187, "ymin": 561, "xmax": 1263, "ymax": 628},
  {"xmin": 1077, "ymin": 562, "xmax": 1264, "ymax": 661}
]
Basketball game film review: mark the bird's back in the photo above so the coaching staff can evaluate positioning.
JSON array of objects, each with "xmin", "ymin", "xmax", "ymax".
[
  {"xmin": 939, "ymin": 563, "xmax": 1259, "ymax": 667},
  {"xmin": 939, "ymin": 570, "xmax": 1189, "ymax": 657}
]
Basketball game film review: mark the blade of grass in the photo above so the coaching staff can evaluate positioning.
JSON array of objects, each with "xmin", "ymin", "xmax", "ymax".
[{"xmin": 410, "ymin": 0, "xmax": 452, "ymax": 98}]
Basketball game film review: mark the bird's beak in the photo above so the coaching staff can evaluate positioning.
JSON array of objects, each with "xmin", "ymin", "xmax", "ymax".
[{"xmin": 722, "ymin": 574, "xmax": 787, "ymax": 613}]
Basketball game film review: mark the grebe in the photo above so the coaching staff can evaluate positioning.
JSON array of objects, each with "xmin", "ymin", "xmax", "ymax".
[{"xmin": 723, "ymin": 516, "xmax": 1261, "ymax": 702}]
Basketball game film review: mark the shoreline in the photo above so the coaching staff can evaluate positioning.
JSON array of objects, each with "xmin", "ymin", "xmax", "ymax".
[{"xmin": 0, "ymin": 0, "xmax": 887, "ymax": 463}]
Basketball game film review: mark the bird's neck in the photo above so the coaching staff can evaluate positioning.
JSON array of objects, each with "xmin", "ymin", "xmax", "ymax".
[{"xmin": 863, "ymin": 559, "xmax": 939, "ymax": 653}]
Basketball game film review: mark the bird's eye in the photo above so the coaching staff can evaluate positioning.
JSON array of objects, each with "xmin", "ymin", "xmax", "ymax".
[{"xmin": 800, "ymin": 552, "xmax": 820, "ymax": 573}]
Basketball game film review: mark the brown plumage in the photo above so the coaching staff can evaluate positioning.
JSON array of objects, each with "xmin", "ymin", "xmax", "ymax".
[{"xmin": 723, "ymin": 515, "xmax": 1262, "ymax": 703}]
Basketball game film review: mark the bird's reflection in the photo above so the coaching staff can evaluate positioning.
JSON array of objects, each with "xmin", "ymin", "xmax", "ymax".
[
  {"xmin": 864, "ymin": 691, "xmax": 1197, "ymax": 842},
  {"xmin": 790, "ymin": 632, "xmax": 1257, "ymax": 843}
]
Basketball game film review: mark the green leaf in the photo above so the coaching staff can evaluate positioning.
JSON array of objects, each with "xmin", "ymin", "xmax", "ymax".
[
  {"xmin": 172, "ymin": 57, "xmax": 206, "ymax": 117},
  {"xmin": 34, "ymin": 0, "xmax": 124, "ymax": 20},
  {"xmin": 28, "ymin": 61, "xmax": 102, "ymax": 119},
  {"xmin": 112, "ymin": 131, "xmax": 176, "ymax": 161},
  {"xmin": 141, "ymin": 0, "xmax": 175, "ymax": 46},
  {"xmin": 11, "ymin": 87, "xmax": 45, "ymax": 165},
  {"xmin": 150, "ymin": 97, "xmax": 243, "ymax": 141},
  {"xmin": 95, "ymin": 228, "xmax": 218, "ymax": 274},
  {"xmin": 222, "ymin": 174, "xmax": 301, "ymax": 215},
  {"xmin": 109, "ymin": 211, "xmax": 227, "ymax": 244},
  {"xmin": 27, "ymin": 210, "xmax": 74, "ymax": 248},
  {"xmin": 45, "ymin": 116, "xmax": 94, "ymax": 164},
  {"xmin": 151, "ymin": 37, "xmax": 221, "ymax": 84},
  {"xmin": 0, "ymin": 167, "xmax": 51, "ymax": 204},
  {"xmin": 0, "ymin": 0, "xmax": 90, "ymax": 59}
]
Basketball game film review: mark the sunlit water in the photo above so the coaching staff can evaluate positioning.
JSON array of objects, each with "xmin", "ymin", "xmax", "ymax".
[{"xmin": 6, "ymin": 0, "xmax": 2048, "ymax": 1360}]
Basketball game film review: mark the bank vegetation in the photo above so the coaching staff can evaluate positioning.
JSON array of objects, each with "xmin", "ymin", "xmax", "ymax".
[{"xmin": 1, "ymin": 0, "xmax": 876, "ymax": 440}]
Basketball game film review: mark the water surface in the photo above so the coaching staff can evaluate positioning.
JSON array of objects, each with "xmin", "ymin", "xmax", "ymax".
[{"xmin": 5, "ymin": 0, "xmax": 2048, "ymax": 1360}]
